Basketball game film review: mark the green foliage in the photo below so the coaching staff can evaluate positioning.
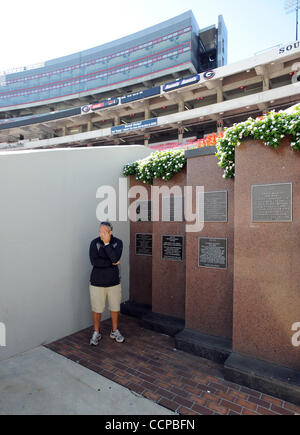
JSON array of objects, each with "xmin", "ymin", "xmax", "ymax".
[
  {"xmin": 123, "ymin": 149, "xmax": 187, "ymax": 185},
  {"xmin": 216, "ymin": 108, "xmax": 300, "ymax": 179},
  {"xmin": 123, "ymin": 108, "xmax": 300, "ymax": 183}
]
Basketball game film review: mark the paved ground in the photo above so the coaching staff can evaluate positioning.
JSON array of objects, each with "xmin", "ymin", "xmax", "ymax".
[
  {"xmin": 46, "ymin": 315, "xmax": 300, "ymax": 416},
  {"xmin": 0, "ymin": 346, "xmax": 174, "ymax": 415}
]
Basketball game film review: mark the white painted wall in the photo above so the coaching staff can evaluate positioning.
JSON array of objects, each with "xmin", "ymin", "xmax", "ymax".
[{"xmin": 0, "ymin": 145, "xmax": 151, "ymax": 361}]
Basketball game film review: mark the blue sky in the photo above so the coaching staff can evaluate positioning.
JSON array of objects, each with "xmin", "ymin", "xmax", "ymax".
[{"xmin": 0, "ymin": 0, "xmax": 295, "ymax": 72}]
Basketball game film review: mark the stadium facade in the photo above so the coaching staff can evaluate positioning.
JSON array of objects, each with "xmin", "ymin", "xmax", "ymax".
[
  {"xmin": 0, "ymin": 11, "xmax": 299, "ymax": 151},
  {"xmin": 0, "ymin": 11, "xmax": 227, "ymax": 112}
]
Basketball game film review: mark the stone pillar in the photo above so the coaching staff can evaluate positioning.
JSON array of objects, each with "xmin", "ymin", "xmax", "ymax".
[
  {"xmin": 87, "ymin": 121, "xmax": 93, "ymax": 132},
  {"xmin": 217, "ymin": 86, "xmax": 224, "ymax": 103},
  {"xmin": 144, "ymin": 104, "xmax": 151, "ymax": 120},
  {"xmin": 178, "ymin": 126, "xmax": 184, "ymax": 143},
  {"xmin": 178, "ymin": 99, "xmax": 185, "ymax": 113},
  {"xmin": 225, "ymin": 137, "xmax": 300, "ymax": 406},
  {"xmin": 175, "ymin": 147, "xmax": 234, "ymax": 363},
  {"xmin": 263, "ymin": 73, "xmax": 270, "ymax": 91},
  {"xmin": 141, "ymin": 170, "xmax": 186, "ymax": 337},
  {"xmin": 121, "ymin": 176, "xmax": 153, "ymax": 319},
  {"xmin": 144, "ymin": 133, "xmax": 150, "ymax": 147},
  {"xmin": 217, "ymin": 119, "xmax": 224, "ymax": 134},
  {"xmin": 114, "ymin": 114, "xmax": 120, "ymax": 126}
]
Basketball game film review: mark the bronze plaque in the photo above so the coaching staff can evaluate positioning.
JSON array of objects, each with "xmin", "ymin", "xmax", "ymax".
[
  {"xmin": 135, "ymin": 234, "xmax": 153, "ymax": 257},
  {"xmin": 252, "ymin": 183, "xmax": 292, "ymax": 222},
  {"xmin": 162, "ymin": 235, "xmax": 184, "ymax": 262},
  {"xmin": 199, "ymin": 238, "xmax": 227, "ymax": 270},
  {"xmin": 203, "ymin": 191, "xmax": 228, "ymax": 222}
]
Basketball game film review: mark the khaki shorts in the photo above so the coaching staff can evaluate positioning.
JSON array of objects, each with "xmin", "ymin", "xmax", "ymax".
[{"xmin": 89, "ymin": 284, "xmax": 122, "ymax": 314}]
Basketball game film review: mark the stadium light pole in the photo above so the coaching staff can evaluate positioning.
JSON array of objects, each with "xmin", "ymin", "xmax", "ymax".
[{"xmin": 285, "ymin": 0, "xmax": 300, "ymax": 40}]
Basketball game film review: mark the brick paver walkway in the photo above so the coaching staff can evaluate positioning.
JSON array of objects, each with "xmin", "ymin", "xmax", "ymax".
[{"xmin": 45, "ymin": 315, "xmax": 300, "ymax": 416}]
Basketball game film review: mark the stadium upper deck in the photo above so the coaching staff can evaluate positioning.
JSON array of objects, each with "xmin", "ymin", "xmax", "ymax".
[
  {"xmin": 0, "ymin": 11, "xmax": 227, "ymax": 113},
  {"xmin": 0, "ymin": 14, "xmax": 299, "ymax": 151},
  {"xmin": 0, "ymin": 38, "xmax": 299, "ymax": 151}
]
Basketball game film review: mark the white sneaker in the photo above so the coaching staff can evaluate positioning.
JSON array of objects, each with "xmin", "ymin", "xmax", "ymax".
[
  {"xmin": 90, "ymin": 331, "xmax": 102, "ymax": 346},
  {"xmin": 110, "ymin": 329, "xmax": 125, "ymax": 343}
]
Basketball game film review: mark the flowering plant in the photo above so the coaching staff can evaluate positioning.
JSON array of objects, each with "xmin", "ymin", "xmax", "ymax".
[
  {"xmin": 216, "ymin": 107, "xmax": 300, "ymax": 179},
  {"xmin": 123, "ymin": 107, "xmax": 300, "ymax": 183},
  {"xmin": 123, "ymin": 149, "xmax": 186, "ymax": 185}
]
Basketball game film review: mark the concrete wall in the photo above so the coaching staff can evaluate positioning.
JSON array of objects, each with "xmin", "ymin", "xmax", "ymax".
[{"xmin": 0, "ymin": 145, "xmax": 151, "ymax": 361}]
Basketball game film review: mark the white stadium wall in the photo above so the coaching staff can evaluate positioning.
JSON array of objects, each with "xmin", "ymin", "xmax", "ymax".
[{"xmin": 0, "ymin": 145, "xmax": 151, "ymax": 361}]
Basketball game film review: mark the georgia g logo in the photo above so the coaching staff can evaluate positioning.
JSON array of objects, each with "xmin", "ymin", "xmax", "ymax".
[
  {"xmin": 203, "ymin": 70, "xmax": 216, "ymax": 80},
  {"xmin": 81, "ymin": 105, "xmax": 91, "ymax": 114},
  {"xmin": 291, "ymin": 63, "xmax": 300, "ymax": 85},
  {"xmin": 291, "ymin": 323, "xmax": 300, "ymax": 348}
]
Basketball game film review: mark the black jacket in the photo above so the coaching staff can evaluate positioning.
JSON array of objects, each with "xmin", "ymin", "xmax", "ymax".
[{"xmin": 89, "ymin": 236, "xmax": 123, "ymax": 287}]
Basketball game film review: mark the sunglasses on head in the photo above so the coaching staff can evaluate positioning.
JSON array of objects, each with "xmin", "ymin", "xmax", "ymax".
[{"xmin": 100, "ymin": 222, "xmax": 113, "ymax": 231}]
